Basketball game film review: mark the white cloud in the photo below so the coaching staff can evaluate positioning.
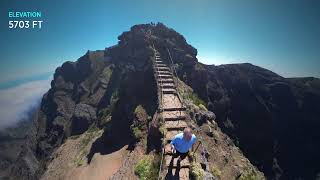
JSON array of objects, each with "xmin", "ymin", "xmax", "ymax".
[
  {"xmin": 0, "ymin": 78, "xmax": 51, "ymax": 130},
  {"xmin": 197, "ymin": 54, "xmax": 247, "ymax": 65}
]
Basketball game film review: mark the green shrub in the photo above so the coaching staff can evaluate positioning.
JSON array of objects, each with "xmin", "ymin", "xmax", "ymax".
[
  {"xmin": 134, "ymin": 105, "xmax": 148, "ymax": 125},
  {"xmin": 184, "ymin": 92, "xmax": 206, "ymax": 107},
  {"xmin": 69, "ymin": 134, "xmax": 80, "ymax": 139},
  {"xmin": 210, "ymin": 165, "xmax": 221, "ymax": 178},
  {"xmin": 198, "ymin": 104, "xmax": 208, "ymax": 111},
  {"xmin": 87, "ymin": 125, "xmax": 99, "ymax": 133},
  {"xmin": 132, "ymin": 127, "xmax": 142, "ymax": 140},
  {"xmin": 99, "ymin": 106, "xmax": 112, "ymax": 118},
  {"xmin": 135, "ymin": 105, "xmax": 145, "ymax": 114},
  {"xmin": 98, "ymin": 92, "xmax": 117, "ymax": 127},
  {"xmin": 101, "ymin": 66, "xmax": 113, "ymax": 80},
  {"xmin": 239, "ymin": 169, "xmax": 261, "ymax": 180},
  {"xmin": 190, "ymin": 162, "xmax": 205, "ymax": 180},
  {"xmin": 159, "ymin": 125, "xmax": 167, "ymax": 136},
  {"xmin": 134, "ymin": 155, "xmax": 159, "ymax": 180},
  {"xmin": 110, "ymin": 89, "xmax": 119, "ymax": 104}
]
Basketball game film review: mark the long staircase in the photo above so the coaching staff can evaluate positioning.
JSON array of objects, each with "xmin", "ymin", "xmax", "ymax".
[{"xmin": 153, "ymin": 50, "xmax": 190, "ymax": 179}]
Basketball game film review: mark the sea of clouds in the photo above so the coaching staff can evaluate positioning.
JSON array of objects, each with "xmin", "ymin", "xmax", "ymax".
[{"xmin": 0, "ymin": 78, "xmax": 51, "ymax": 130}]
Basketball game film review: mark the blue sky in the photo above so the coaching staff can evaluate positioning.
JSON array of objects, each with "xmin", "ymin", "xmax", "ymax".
[{"xmin": 1, "ymin": 0, "xmax": 319, "ymax": 85}]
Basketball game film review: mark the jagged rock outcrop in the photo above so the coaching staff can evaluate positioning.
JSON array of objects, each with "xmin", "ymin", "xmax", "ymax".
[
  {"xmin": 71, "ymin": 103, "xmax": 97, "ymax": 135},
  {"xmin": 195, "ymin": 110, "xmax": 216, "ymax": 126}
]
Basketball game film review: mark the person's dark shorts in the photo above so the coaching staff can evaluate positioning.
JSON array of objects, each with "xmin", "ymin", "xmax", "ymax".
[{"xmin": 173, "ymin": 150, "xmax": 189, "ymax": 160}]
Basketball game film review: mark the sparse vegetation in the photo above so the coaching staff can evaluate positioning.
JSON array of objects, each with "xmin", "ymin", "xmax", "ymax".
[
  {"xmin": 73, "ymin": 128, "xmax": 102, "ymax": 167},
  {"xmin": 198, "ymin": 104, "xmax": 208, "ymax": 111},
  {"xmin": 135, "ymin": 105, "xmax": 145, "ymax": 115},
  {"xmin": 134, "ymin": 155, "xmax": 160, "ymax": 180},
  {"xmin": 180, "ymin": 89, "xmax": 207, "ymax": 108},
  {"xmin": 101, "ymin": 66, "xmax": 113, "ymax": 80},
  {"xmin": 190, "ymin": 162, "xmax": 205, "ymax": 180},
  {"xmin": 210, "ymin": 165, "xmax": 221, "ymax": 178},
  {"xmin": 110, "ymin": 88, "xmax": 119, "ymax": 104},
  {"xmin": 87, "ymin": 125, "xmax": 99, "ymax": 133},
  {"xmin": 132, "ymin": 127, "xmax": 142, "ymax": 140},
  {"xmin": 190, "ymin": 93, "xmax": 206, "ymax": 107},
  {"xmin": 69, "ymin": 134, "xmax": 80, "ymax": 139},
  {"xmin": 131, "ymin": 105, "xmax": 149, "ymax": 142},
  {"xmin": 98, "ymin": 88, "xmax": 119, "ymax": 127},
  {"xmin": 98, "ymin": 106, "xmax": 112, "ymax": 127},
  {"xmin": 75, "ymin": 157, "xmax": 86, "ymax": 167},
  {"xmin": 188, "ymin": 151, "xmax": 197, "ymax": 162},
  {"xmin": 239, "ymin": 169, "xmax": 261, "ymax": 180},
  {"xmin": 159, "ymin": 124, "xmax": 167, "ymax": 136}
]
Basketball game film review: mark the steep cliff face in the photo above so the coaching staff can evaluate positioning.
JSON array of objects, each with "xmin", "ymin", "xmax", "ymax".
[
  {"xmin": 4, "ymin": 23, "xmax": 319, "ymax": 180},
  {"xmin": 8, "ymin": 24, "xmax": 159, "ymax": 179},
  {"xmin": 173, "ymin": 62, "xmax": 320, "ymax": 179}
]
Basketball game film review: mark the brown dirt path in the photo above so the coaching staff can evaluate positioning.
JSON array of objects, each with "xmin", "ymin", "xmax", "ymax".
[
  {"xmin": 41, "ymin": 130, "xmax": 129, "ymax": 180},
  {"xmin": 67, "ymin": 145, "xmax": 128, "ymax": 180}
]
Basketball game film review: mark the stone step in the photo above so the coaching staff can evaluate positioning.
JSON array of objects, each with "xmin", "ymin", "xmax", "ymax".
[
  {"xmin": 156, "ymin": 65, "xmax": 168, "ymax": 69},
  {"xmin": 165, "ymin": 120, "xmax": 188, "ymax": 130},
  {"xmin": 165, "ymin": 130, "xmax": 182, "ymax": 142},
  {"xmin": 163, "ymin": 107, "xmax": 187, "ymax": 112},
  {"xmin": 163, "ymin": 111, "xmax": 186, "ymax": 121},
  {"xmin": 158, "ymin": 72, "xmax": 172, "ymax": 76},
  {"xmin": 158, "ymin": 75, "xmax": 173, "ymax": 79},
  {"xmin": 164, "ymin": 116, "xmax": 186, "ymax": 121},
  {"xmin": 162, "ymin": 88, "xmax": 177, "ymax": 94},
  {"xmin": 162, "ymin": 87, "xmax": 176, "ymax": 90},
  {"xmin": 166, "ymin": 167, "xmax": 190, "ymax": 180},
  {"xmin": 161, "ymin": 82, "xmax": 175, "ymax": 86},
  {"xmin": 156, "ymin": 71, "xmax": 171, "ymax": 75},
  {"xmin": 165, "ymin": 155, "xmax": 190, "ymax": 168},
  {"xmin": 156, "ymin": 64, "xmax": 168, "ymax": 67},
  {"xmin": 158, "ymin": 79, "xmax": 174, "ymax": 84},
  {"xmin": 156, "ymin": 68, "xmax": 170, "ymax": 72},
  {"xmin": 155, "ymin": 60, "xmax": 164, "ymax": 63},
  {"xmin": 157, "ymin": 67, "xmax": 170, "ymax": 70},
  {"xmin": 160, "ymin": 84, "xmax": 175, "ymax": 89}
]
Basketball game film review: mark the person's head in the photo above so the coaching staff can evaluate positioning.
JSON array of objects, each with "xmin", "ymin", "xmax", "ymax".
[{"xmin": 183, "ymin": 127, "xmax": 193, "ymax": 141}]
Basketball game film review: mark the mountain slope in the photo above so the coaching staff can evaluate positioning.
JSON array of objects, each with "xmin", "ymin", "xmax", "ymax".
[{"xmin": 174, "ymin": 62, "xmax": 320, "ymax": 179}]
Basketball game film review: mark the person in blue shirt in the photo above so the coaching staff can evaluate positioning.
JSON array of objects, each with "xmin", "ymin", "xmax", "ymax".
[{"xmin": 170, "ymin": 127, "xmax": 197, "ymax": 161}]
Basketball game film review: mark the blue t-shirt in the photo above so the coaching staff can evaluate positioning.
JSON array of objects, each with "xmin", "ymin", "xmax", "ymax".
[{"xmin": 170, "ymin": 133, "xmax": 197, "ymax": 153}]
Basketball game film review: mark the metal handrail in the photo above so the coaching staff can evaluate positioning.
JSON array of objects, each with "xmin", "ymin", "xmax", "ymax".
[
  {"xmin": 151, "ymin": 44, "xmax": 165, "ymax": 180},
  {"xmin": 166, "ymin": 47, "xmax": 210, "ymax": 171},
  {"xmin": 166, "ymin": 48, "xmax": 185, "ymax": 118},
  {"xmin": 144, "ymin": 29, "xmax": 165, "ymax": 180}
]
